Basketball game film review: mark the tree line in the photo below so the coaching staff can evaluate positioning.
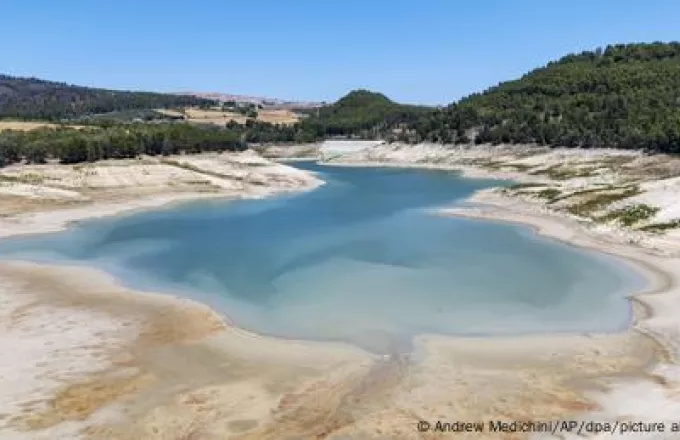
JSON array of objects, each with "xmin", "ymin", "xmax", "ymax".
[{"xmin": 0, "ymin": 122, "xmax": 318, "ymax": 167}]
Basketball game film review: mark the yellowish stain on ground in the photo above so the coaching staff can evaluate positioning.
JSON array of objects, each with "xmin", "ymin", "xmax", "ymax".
[{"xmin": 18, "ymin": 373, "xmax": 155, "ymax": 431}]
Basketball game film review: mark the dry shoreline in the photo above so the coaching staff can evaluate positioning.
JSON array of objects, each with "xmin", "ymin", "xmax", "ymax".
[
  {"xmin": 1, "ymin": 149, "xmax": 680, "ymax": 438},
  {"xmin": 438, "ymin": 193, "xmax": 677, "ymax": 362}
]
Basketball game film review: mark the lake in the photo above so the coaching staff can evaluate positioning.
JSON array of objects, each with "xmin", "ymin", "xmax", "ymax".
[{"xmin": 0, "ymin": 162, "xmax": 644, "ymax": 353}]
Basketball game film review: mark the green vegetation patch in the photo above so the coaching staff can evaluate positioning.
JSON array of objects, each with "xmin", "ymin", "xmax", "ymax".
[
  {"xmin": 160, "ymin": 159, "xmax": 202, "ymax": 173},
  {"xmin": 528, "ymin": 164, "xmax": 597, "ymax": 180},
  {"xmin": 508, "ymin": 182, "xmax": 547, "ymax": 190},
  {"xmin": 565, "ymin": 186, "xmax": 641, "ymax": 216},
  {"xmin": 503, "ymin": 163, "xmax": 535, "ymax": 171},
  {"xmin": 536, "ymin": 188, "xmax": 562, "ymax": 202},
  {"xmin": 591, "ymin": 156, "xmax": 637, "ymax": 167},
  {"xmin": 640, "ymin": 219, "xmax": 680, "ymax": 232},
  {"xmin": 0, "ymin": 172, "xmax": 44, "ymax": 184},
  {"xmin": 161, "ymin": 158, "xmax": 248, "ymax": 182},
  {"xmin": 597, "ymin": 204, "xmax": 659, "ymax": 226}
]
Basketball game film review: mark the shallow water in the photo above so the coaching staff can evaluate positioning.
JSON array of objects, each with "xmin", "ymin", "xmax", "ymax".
[{"xmin": 0, "ymin": 163, "xmax": 645, "ymax": 353}]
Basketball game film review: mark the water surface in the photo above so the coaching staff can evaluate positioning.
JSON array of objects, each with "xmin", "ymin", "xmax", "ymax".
[{"xmin": 0, "ymin": 163, "xmax": 644, "ymax": 352}]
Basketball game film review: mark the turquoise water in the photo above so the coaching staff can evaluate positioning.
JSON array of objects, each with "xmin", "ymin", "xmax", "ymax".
[{"xmin": 0, "ymin": 163, "xmax": 644, "ymax": 352}]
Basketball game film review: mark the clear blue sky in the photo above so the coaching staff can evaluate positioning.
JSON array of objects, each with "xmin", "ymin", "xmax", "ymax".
[{"xmin": 1, "ymin": 0, "xmax": 679, "ymax": 105}]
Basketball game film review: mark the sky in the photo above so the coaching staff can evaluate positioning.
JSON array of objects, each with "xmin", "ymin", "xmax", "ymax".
[{"xmin": 1, "ymin": 0, "xmax": 679, "ymax": 105}]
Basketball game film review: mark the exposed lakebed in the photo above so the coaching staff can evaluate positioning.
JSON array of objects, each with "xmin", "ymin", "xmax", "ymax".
[{"xmin": 0, "ymin": 163, "xmax": 645, "ymax": 353}]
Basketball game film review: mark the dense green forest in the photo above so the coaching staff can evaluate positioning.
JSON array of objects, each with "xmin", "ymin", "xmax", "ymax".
[
  {"xmin": 0, "ymin": 124, "xmax": 240, "ymax": 166},
  {"xmin": 410, "ymin": 42, "xmax": 680, "ymax": 153},
  {"xmin": 0, "ymin": 121, "xmax": 321, "ymax": 166},
  {"xmin": 0, "ymin": 75, "xmax": 215, "ymax": 120},
  {"xmin": 297, "ymin": 90, "xmax": 431, "ymax": 139}
]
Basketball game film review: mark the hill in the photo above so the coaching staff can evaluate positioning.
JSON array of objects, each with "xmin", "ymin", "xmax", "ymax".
[
  {"xmin": 299, "ymin": 90, "xmax": 431, "ymax": 139},
  {"xmin": 0, "ymin": 75, "xmax": 215, "ymax": 121},
  {"xmin": 411, "ymin": 42, "xmax": 680, "ymax": 154}
]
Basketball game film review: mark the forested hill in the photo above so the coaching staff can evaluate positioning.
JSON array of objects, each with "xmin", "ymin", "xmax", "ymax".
[
  {"xmin": 411, "ymin": 42, "xmax": 680, "ymax": 153},
  {"xmin": 0, "ymin": 75, "xmax": 215, "ymax": 120},
  {"xmin": 299, "ymin": 90, "xmax": 431, "ymax": 139}
]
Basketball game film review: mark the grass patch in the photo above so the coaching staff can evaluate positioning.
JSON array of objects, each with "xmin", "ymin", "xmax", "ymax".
[
  {"xmin": 161, "ymin": 158, "xmax": 201, "ymax": 172},
  {"xmin": 536, "ymin": 188, "xmax": 561, "ymax": 202},
  {"xmin": 528, "ymin": 164, "xmax": 597, "ymax": 180},
  {"xmin": 640, "ymin": 219, "xmax": 680, "ymax": 233},
  {"xmin": 528, "ymin": 165, "xmax": 555, "ymax": 176},
  {"xmin": 638, "ymin": 166, "xmax": 680, "ymax": 180},
  {"xmin": 0, "ymin": 173, "xmax": 44, "ymax": 184},
  {"xmin": 503, "ymin": 163, "xmax": 534, "ymax": 171},
  {"xmin": 0, "ymin": 175, "xmax": 19, "ymax": 183},
  {"xmin": 597, "ymin": 204, "xmax": 659, "ymax": 226},
  {"xmin": 550, "ymin": 186, "xmax": 611, "ymax": 203},
  {"xmin": 479, "ymin": 161, "xmax": 505, "ymax": 170},
  {"xmin": 508, "ymin": 182, "xmax": 546, "ymax": 190},
  {"xmin": 162, "ymin": 158, "xmax": 246, "ymax": 182},
  {"xmin": 460, "ymin": 158, "xmax": 505, "ymax": 170},
  {"xmin": 565, "ymin": 186, "xmax": 641, "ymax": 216},
  {"xmin": 592, "ymin": 156, "xmax": 636, "ymax": 167},
  {"xmin": 21, "ymin": 173, "xmax": 45, "ymax": 184},
  {"xmin": 182, "ymin": 179, "xmax": 214, "ymax": 186}
]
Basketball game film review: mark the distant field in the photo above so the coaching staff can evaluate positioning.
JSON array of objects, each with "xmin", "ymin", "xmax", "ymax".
[
  {"xmin": 0, "ymin": 121, "xmax": 85, "ymax": 132},
  {"xmin": 157, "ymin": 107, "xmax": 300, "ymax": 126},
  {"xmin": 258, "ymin": 109, "xmax": 301, "ymax": 124},
  {"xmin": 0, "ymin": 107, "xmax": 300, "ymax": 133}
]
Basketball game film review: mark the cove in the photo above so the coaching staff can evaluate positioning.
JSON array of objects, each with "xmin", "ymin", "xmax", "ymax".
[{"xmin": 0, "ymin": 163, "xmax": 645, "ymax": 353}]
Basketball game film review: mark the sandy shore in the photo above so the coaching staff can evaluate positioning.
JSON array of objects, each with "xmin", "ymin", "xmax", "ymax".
[{"xmin": 2, "ymin": 146, "xmax": 680, "ymax": 438}]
